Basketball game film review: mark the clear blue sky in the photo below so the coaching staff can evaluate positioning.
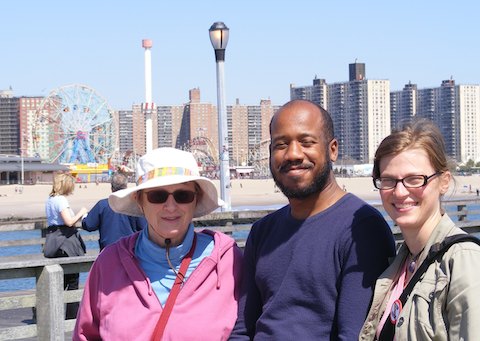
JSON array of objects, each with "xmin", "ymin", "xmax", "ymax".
[{"xmin": 2, "ymin": 1, "xmax": 479, "ymax": 110}]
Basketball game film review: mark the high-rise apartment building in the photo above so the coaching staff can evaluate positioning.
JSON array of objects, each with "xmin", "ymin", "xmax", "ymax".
[
  {"xmin": 130, "ymin": 104, "xmax": 146, "ymax": 156},
  {"xmin": 29, "ymin": 95, "xmax": 65, "ymax": 162},
  {"xmin": 9, "ymin": 70, "xmax": 478, "ymax": 172},
  {"xmin": 157, "ymin": 105, "xmax": 175, "ymax": 148},
  {"xmin": 349, "ymin": 62, "xmax": 366, "ymax": 81},
  {"xmin": 437, "ymin": 80, "xmax": 458, "ymax": 159},
  {"xmin": 457, "ymin": 84, "xmax": 480, "ymax": 163},
  {"xmin": 291, "ymin": 63, "xmax": 390, "ymax": 163},
  {"xmin": 390, "ymin": 82, "xmax": 418, "ymax": 130},
  {"xmin": 326, "ymin": 82, "xmax": 347, "ymax": 153},
  {"xmin": 230, "ymin": 99, "xmax": 248, "ymax": 165},
  {"xmin": 242, "ymin": 99, "xmax": 279, "ymax": 174},
  {"xmin": 119, "ymin": 88, "xmax": 279, "ymax": 174},
  {"xmin": 392, "ymin": 80, "xmax": 480, "ymax": 163},
  {"xmin": 259, "ymin": 99, "xmax": 278, "ymax": 145},
  {"xmin": 331, "ymin": 79, "xmax": 390, "ymax": 163},
  {"xmin": 120, "ymin": 103, "xmax": 159, "ymax": 157},
  {"xmin": 165, "ymin": 88, "xmax": 221, "ymax": 171},
  {"xmin": 0, "ymin": 91, "xmax": 44, "ymax": 157},
  {"xmin": 185, "ymin": 88, "xmax": 218, "ymax": 153},
  {"xmin": 0, "ymin": 90, "xmax": 20, "ymax": 155},
  {"xmin": 0, "ymin": 89, "xmax": 65, "ymax": 176},
  {"xmin": 18, "ymin": 96, "xmax": 44, "ymax": 157},
  {"xmin": 116, "ymin": 110, "xmax": 135, "ymax": 154},
  {"xmin": 365, "ymin": 80, "xmax": 391, "ymax": 163},
  {"xmin": 290, "ymin": 77, "xmax": 328, "ymax": 109}
]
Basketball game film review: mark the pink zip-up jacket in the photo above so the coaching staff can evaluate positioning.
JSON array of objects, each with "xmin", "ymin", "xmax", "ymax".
[{"xmin": 73, "ymin": 229, "xmax": 243, "ymax": 340}]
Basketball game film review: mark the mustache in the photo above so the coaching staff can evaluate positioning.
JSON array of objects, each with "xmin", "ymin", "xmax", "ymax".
[{"xmin": 278, "ymin": 161, "xmax": 314, "ymax": 173}]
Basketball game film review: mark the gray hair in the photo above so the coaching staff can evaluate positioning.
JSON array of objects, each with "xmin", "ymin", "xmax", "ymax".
[{"xmin": 111, "ymin": 172, "xmax": 128, "ymax": 192}]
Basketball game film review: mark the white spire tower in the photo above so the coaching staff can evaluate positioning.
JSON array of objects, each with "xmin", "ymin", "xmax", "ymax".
[{"xmin": 142, "ymin": 39, "xmax": 154, "ymax": 153}]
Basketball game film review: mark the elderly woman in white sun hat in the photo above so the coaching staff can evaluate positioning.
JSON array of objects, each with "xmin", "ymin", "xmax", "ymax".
[{"xmin": 74, "ymin": 147, "xmax": 244, "ymax": 341}]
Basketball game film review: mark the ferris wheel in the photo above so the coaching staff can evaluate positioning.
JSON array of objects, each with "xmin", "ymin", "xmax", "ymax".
[{"xmin": 32, "ymin": 84, "xmax": 116, "ymax": 164}]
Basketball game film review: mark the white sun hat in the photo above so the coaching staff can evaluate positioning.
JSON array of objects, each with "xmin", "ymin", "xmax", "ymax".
[{"xmin": 109, "ymin": 147, "xmax": 223, "ymax": 217}]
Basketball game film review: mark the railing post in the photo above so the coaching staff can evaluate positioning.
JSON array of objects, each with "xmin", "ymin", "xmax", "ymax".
[
  {"xmin": 457, "ymin": 204, "xmax": 467, "ymax": 221},
  {"xmin": 224, "ymin": 221, "xmax": 233, "ymax": 235},
  {"xmin": 36, "ymin": 264, "xmax": 64, "ymax": 340}
]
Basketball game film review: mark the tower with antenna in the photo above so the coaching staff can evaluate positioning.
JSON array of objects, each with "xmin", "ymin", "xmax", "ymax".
[{"xmin": 349, "ymin": 60, "xmax": 365, "ymax": 81}]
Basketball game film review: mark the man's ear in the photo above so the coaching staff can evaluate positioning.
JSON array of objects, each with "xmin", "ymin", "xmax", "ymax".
[{"xmin": 329, "ymin": 138, "xmax": 339, "ymax": 162}]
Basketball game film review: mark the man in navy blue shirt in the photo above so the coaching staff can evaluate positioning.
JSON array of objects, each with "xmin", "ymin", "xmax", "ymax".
[
  {"xmin": 82, "ymin": 172, "xmax": 147, "ymax": 250},
  {"xmin": 230, "ymin": 100, "xmax": 396, "ymax": 340}
]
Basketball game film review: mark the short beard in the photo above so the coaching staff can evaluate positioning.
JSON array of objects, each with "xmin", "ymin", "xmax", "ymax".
[{"xmin": 272, "ymin": 159, "xmax": 332, "ymax": 199}]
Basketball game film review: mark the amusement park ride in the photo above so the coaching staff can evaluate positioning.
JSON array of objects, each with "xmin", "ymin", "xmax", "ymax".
[
  {"xmin": 30, "ymin": 83, "xmax": 271, "ymax": 182},
  {"xmin": 32, "ymin": 84, "xmax": 119, "ymax": 182}
]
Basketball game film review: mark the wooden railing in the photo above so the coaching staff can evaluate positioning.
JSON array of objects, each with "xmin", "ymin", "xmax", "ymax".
[
  {"xmin": 0, "ymin": 253, "xmax": 97, "ymax": 339},
  {"xmin": 0, "ymin": 201, "xmax": 479, "ymax": 339}
]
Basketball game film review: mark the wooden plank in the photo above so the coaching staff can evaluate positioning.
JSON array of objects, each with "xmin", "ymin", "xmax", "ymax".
[
  {"xmin": 0, "ymin": 254, "xmax": 98, "ymax": 280},
  {"xmin": 64, "ymin": 289, "xmax": 83, "ymax": 304},
  {"xmin": 64, "ymin": 319, "xmax": 76, "ymax": 333},
  {"xmin": 0, "ymin": 234, "xmax": 98, "ymax": 248},
  {"xmin": 0, "ymin": 324, "xmax": 37, "ymax": 340},
  {"xmin": 0, "ymin": 293, "xmax": 36, "ymax": 311}
]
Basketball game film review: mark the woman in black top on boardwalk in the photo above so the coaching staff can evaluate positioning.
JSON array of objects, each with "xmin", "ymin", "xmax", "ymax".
[{"xmin": 44, "ymin": 172, "xmax": 87, "ymax": 319}]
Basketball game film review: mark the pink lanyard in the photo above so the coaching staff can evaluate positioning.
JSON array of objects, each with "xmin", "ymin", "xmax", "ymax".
[
  {"xmin": 150, "ymin": 233, "xmax": 197, "ymax": 340},
  {"xmin": 376, "ymin": 258, "xmax": 408, "ymax": 340}
]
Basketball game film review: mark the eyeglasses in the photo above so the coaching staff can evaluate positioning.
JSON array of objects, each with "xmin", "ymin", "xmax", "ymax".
[
  {"xmin": 144, "ymin": 190, "xmax": 197, "ymax": 204},
  {"xmin": 373, "ymin": 172, "xmax": 443, "ymax": 190}
]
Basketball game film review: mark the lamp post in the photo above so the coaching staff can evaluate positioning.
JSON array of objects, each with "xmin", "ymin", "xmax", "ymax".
[
  {"xmin": 20, "ymin": 151, "xmax": 24, "ymax": 186},
  {"xmin": 20, "ymin": 130, "xmax": 26, "ymax": 186},
  {"xmin": 209, "ymin": 21, "xmax": 231, "ymax": 211}
]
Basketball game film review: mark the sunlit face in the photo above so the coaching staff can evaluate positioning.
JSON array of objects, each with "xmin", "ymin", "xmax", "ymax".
[
  {"xmin": 135, "ymin": 182, "xmax": 197, "ymax": 247},
  {"xmin": 378, "ymin": 148, "xmax": 450, "ymax": 231},
  {"xmin": 269, "ymin": 102, "xmax": 337, "ymax": 199}
]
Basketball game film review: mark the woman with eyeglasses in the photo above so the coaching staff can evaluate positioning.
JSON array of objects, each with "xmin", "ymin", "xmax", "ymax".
[
  {"xmin": 359, "ymin": 119, "xmax": 480, "ymax": 340},
  {"xmin": 74, "ymin": 148, "xmax": 243, "ymax": 340}
]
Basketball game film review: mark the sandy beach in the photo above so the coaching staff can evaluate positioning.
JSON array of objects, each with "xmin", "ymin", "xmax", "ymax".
[{"xmin": 1, "ymin": 175, "xmax": 480, "ymax": 220}]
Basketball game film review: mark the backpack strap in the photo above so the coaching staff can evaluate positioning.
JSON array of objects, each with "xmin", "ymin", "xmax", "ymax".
[{"xmin": 378, "ymin": 234, "xmax": 480, "ymax": 341}]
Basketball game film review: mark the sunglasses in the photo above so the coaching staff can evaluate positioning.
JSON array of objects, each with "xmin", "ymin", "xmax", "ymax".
[{"xmin": 144, "ymin": 189, "xmax": 197, "ymax": 204}]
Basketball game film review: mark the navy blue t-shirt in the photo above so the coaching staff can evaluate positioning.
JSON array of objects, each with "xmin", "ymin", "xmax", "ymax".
[
  {"xmin": 230, "ymin": 193, "xmax": 395, "ymax": 340},
  {"xmin": 82, "ymin": 198, "xmax": 147, "ymax": 250}
]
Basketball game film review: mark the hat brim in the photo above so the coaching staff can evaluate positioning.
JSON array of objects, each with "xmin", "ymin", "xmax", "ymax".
[{"xmin": 109, "ymin": 175, "xmax": 223, "ymax": 218}]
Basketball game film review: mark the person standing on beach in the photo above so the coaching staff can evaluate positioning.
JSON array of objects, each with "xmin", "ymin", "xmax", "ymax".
[
  {"xmin": 359, "ymin": 119, "xmax": 480, "ymax": 340},
  {"xmin": 230, "ymin": 99, "xmax": 396, "ymax": 340},
  {"xmin": 82, "ymin": 171, "xmax": 147, "ymax": 250}
]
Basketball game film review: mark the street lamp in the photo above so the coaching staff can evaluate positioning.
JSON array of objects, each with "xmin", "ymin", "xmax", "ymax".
[
  {"xmin": 20, "ymin": 152, "xmax": 24, "ymax": 186},
  {"xmin": 209, "ymin": 21, "xmax": 231, "ymax": 211}
]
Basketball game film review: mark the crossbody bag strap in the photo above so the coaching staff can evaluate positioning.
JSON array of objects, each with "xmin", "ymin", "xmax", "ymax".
[
  {"xmin": 150, "ymin": 233, "xmax": 197, "ymax": 341},
  {"xmin": 378, "ymin": 234, "xmax": 480, "ymax": 341}
]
